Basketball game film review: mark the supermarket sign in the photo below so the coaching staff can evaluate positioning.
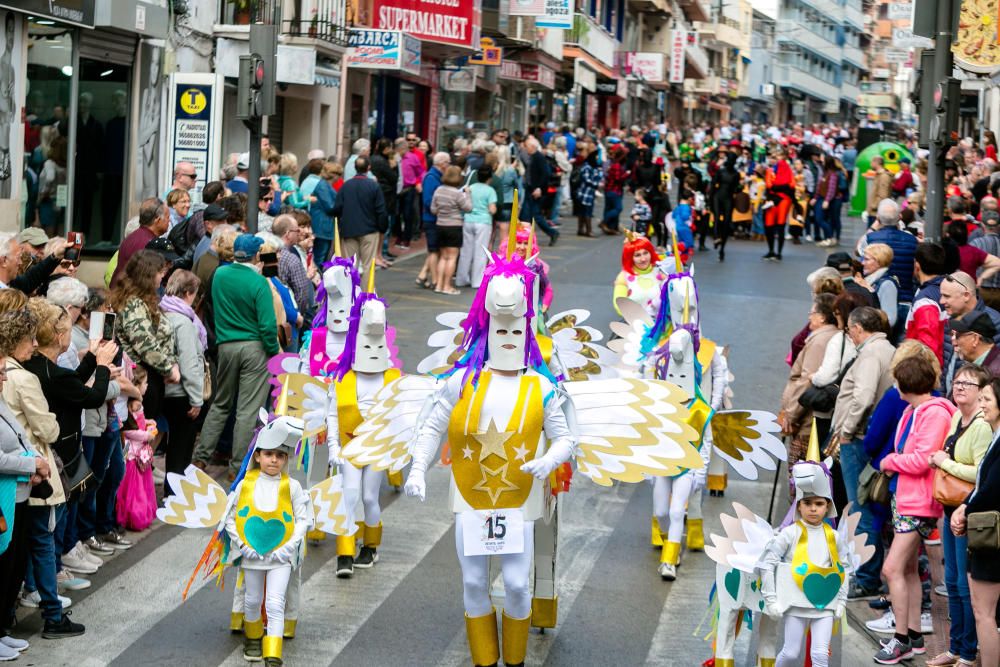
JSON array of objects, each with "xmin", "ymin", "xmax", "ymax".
[
  {"xmin": 373, "ymin": 0, "xmax": 481, "ymax": 49},
  {"xmin": 346, "ymin": 29, "xmax": 422, "ymax": 75}
]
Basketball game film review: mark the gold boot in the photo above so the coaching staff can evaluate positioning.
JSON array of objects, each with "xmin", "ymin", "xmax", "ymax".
[
  {"xmin": 262, "ymin": 635, "xmax": 283, "ymax": 667},
  {"xmin": 501, "ymin": 611, "xmax": 531, "ymax": 666},
  {"xmin": 336, "ymin": 534, "xmax": 357, "ymax": 557},
  {"xmin": 243, "ymin": 618, "xmax": 264, "ymax": 662},
  {"xmin": 714, "ymin": 659, "xmax": 735, "ymax": 667},
  {"xmin": 465, "ymin": 608, "xmax": 500, "ymax": 667},
  {"xmin": 363, "ymin": 522, "xmax": 383, "ymax": 548},
  {"xmin": 758, "ymin": 659, "xmax": 775, "ymax": 667},
  {"xmin": 230, "ymin": 611, "xmax": 244, "ymax": 632},
  {"xmin": 306, "ymin": 528, "xmax": 327, "ymax": 542},
  {"xmin": 651, "ymin": 517, "xmax": 664, "ymax": 547},
  {"xmin": 686, "ymin": 518, "xmax": 705, "ymax": 551},
  {"xmin": 387, "ymin": 470, "xmax": 403, "ymax": 488},
  {"xmin": 282, "ymin": 619, "xmax": 296, "ymax": 639},
  {"xmin": 530, "ymin": 596, "xmax": 558, "ymax": 629},
  {"xmin": 658, "ymin": 541, "xmax": 680, "ymax": 581}
]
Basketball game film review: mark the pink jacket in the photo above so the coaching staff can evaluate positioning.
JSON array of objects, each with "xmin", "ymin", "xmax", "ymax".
[{"xmin": 882, "ymin": 397, "xmax": 956, "ymax": 518}]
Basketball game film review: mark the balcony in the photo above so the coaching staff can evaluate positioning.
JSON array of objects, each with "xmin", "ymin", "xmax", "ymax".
[
  {"xmin": 777, "ymin": 20, "xmax": 842, "ymax": 60},
  {"xmin": 568, "ymin": 13, "xmax": 618, "ymax": 64},
  {"xmin": 695, "ymin": 16, "xmax": 747, "ymax": 49},
  {"xmin": 773, "ymin": 63, "xmax": 839, "ymax": 102},
  {"xmin": 843, "ymin": 3, "xmax": 865, "ymax": 30},
  {"xmin": 676, "ymin": 0, "xmax": 710, "ymax": 23},
  {"xmin": 798, "ymin": 0, "xmax": 842, "ymax": 21},
  {"xmin": 684, "ymin": 73, "xmax": 723, "ymax": 95},
  {"xmin": 627, "ymin": 0, "xmax": 672, "ymax": 16},
  {"xmin": 216, "ymin": 0, "xmax": 349, "ymax": 49},
  {"xmin": 841, "ymin": 81, "xmax": 861, "ymax": 104},
  {"xmin": 842, "ymin": 42, "xmax": 866, "ymax": 69}
]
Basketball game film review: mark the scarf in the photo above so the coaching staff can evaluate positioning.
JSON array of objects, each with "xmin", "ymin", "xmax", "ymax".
[{"xmin": 159, "ymin": 295, "xmax": 208, "ymax": 348}]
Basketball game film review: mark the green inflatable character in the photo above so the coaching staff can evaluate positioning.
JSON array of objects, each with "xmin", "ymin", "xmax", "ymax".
[{"xmin": 849, "ymin": 142, "xmax": 913, "ymax": 217}]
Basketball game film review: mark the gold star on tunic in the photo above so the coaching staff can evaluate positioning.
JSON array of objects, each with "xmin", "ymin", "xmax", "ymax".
[
  {"xmin": 473, "ymin": 420, "xmax": 514, "ymax": 464},
  {"xmin": 472, "ymin": 462, "xmax": 519, "ymax": 504}
]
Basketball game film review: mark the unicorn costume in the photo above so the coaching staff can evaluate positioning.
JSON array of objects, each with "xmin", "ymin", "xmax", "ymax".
[
  {"xmin": 301, "ymin": 253, "xmax": 360, "ymax": 378},
  {"xmin": 612, "ymin": 231, "xmax": 666, "ymax": 319}
]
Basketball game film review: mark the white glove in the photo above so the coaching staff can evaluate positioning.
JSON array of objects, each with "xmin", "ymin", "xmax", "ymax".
[
  {"xmin": 763, "ymin": 598, "xmax": 781, "ymax": 620},
  {"xmin": 521, "ymin": 455, "xmax": 559, "ymax": 480},
  {"xmin": 833, "ymin": 601, "xmax": 846, "ymax": 619},
  {"xmin": 404, "ymin": 469, "xmax": 426, "ymax": 501},
  {"xmin": 239, "ymin": 544, "xmax": 260, "ymax": 561},
  {"xmin": 272, "ymin": 542, "xmax": 298, "ymax": 564},
  {"xmin": 328, "ymin": 444, "xmax": 344, "ymax": 466}
]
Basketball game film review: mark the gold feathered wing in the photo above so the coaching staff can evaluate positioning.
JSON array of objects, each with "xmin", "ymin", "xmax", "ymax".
[
  {"xmin": 546, "ymin": 308, "xmax": 621, "ymax": 381},
  {"xmin": 156, "ymin": 465, "xmax": 230, "ymax": 528},
  {"xmin": 563, "ymin": 378, "xmax": 703, "ymax": 485},
  {"xmin": 340, "ymin": 374, "xmax": 441, "ymax": 473},
  {"xmin": 275, "ymin": 372, "xmax": 331, "ymax": 438},
  {"xmin": 710, "ymin": 410, "xmax": 787, "ymax": 480},
  {"xmin": 309, "ymin": 474, "xmax": 358, "ymax": 537},
  {"xmin": 417, "ymin": 312, "xmax": 467, "ymax": 375}
]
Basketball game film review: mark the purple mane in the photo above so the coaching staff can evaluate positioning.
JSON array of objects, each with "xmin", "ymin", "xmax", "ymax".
[
  {"xmin": 642, "ymin": 271, "xmax": 701, "ymax": 355},
  {"xmin": 312, "ymin": 257, "xmax": 361, "ymax": 328},
  {"xmin": 332, "ymin": 292, "xmax": 388, "ymax": 381}
]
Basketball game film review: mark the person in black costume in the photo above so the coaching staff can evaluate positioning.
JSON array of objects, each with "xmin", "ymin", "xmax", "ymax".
[{"xmin": 709, "ymin": 153, "xmax": 742, "ymax": 262}]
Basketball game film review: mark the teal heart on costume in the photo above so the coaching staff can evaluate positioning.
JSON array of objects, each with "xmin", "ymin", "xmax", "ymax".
[
  {"xmin": 794, "ymin": 562, "xmax": 808, "ymax": 575},
  {"xmin": 802, "ymin": 572, "xmax": 842, "ymax": 609},
  {"xmin": 238, "ymin": 506, "xmax": 250, "ymax": 517},
  {"xmin": 750, "ymin": 578, "xmax": 759, "ymax": 592},
  {"xmin": 758, "ymin": 599, "xmax": 765, "ymax": 611},
  {"xmin": 244, "ymin": 516, "xmax": 287, "ymax": 554},
  {"xmin": 724, "ymin": 568, "xmax": 741, "ymax": 601},
  {"xmin": 282, "ymin": 511, "xmax": 292, "ymax": 522}
]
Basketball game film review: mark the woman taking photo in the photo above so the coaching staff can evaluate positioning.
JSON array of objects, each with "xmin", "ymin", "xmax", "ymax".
[
  {"xmin": 926, "ymin": 364, "xmax": 991, "ymax": 667},
  {"xmin": 109, "ymin": 250, "xmax": 179, "ymax": 420},
  {"xmin": 874, "ymin": 354, "xmax": 955, "ymax": 664},
  {"xmin": 951, "ymin": 375, "xmax": 1000, "ymax": 667},
  {"xmin": 430, "ymin": 165, "xmax": 472, "ymax": 296}
]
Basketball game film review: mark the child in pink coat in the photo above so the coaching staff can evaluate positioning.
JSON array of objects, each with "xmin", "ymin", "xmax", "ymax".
[{"xmin": 115, "ymin": 368, "xmax": 158, "ymax": 531}]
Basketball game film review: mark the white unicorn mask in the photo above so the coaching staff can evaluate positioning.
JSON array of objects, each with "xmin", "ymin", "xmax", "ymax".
[
  {"xmin": 323, "ymin": 261, "xmax": 359, "ymax": 334},
  {"xmin": 486, "ymin": 273, "xmax": 529, "ymax": 371},
  {"xmin": 352, "ymin": 297, "xmax": 390, "ymax": 373}
]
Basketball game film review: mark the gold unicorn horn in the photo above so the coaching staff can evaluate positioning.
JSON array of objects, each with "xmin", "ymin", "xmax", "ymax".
[
  {"xmin": 367, "ymin": 257, "xmax": 376, "ymax": 294},
  {"xmin": 806, "ymin": 417, "xmax": 821, "ymax": 463},
  {"xmin": 624, "ymin": 228, "xmax": 637, "ymax": 243},
  {"xmin": 506, "ymin": 190, "xmax": 519, "ymax": 262},
  {"xmin": 683, "ymin": 283, "xmax": 690, "ymax": 324},
  {"xmin": 334, "ymin": 219, "xmax": 342, "ymax": 258},
  {"xmin": 672, "ymin": 229, "xmax": 683, "ymax": 274}
]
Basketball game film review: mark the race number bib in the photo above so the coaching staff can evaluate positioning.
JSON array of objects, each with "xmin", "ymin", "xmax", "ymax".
[{"xmin": 461, "ymin": 509, "xmax": 524, "ymax": 556}]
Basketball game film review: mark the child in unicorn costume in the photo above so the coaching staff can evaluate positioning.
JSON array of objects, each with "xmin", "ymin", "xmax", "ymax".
[
  {"xmin": 612, "ymin": 231, "xmax": 667, "ymax": 319},
  {"xmin": 300, "ymin": 228, "xmax": 361, "ymax": 379}
]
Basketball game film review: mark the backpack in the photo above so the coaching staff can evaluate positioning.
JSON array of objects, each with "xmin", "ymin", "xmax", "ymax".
[
  {"xmin": 570, "ymin": 165, "xmax": 583, "ymax": 194},
  {"xmin": 545, "ymin": 155, "xmax": 562, "ymax": 194},
  {"xmin": 168, "ymin": 218, "xmax": 192, "ymax": 255}
]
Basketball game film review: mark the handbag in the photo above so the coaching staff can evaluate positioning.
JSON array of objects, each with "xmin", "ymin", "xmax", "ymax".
[
  {"xmin": 56, "ymin": 446, "xmax": 93, "ymax": 495},
  {"xmin": 798, "ymin": 336, "xmax": 851, "ymax": 413},
  {"xmin": 202, "ymin": 360, "xmax": 212, "ymax": 402},
  {"xmin": 869, "ymin": 470, "xmax": 892, "ymax": 506},
  {"xmin": 933, "ymin": 468, "xmax": 975, "ymax": 508},
  {"xmin": 968, "ymin": 510, "xmax": 1000, "ymax": 550}
]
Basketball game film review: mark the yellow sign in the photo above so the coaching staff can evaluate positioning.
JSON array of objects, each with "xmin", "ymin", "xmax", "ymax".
[
  {"xmin": 468, "ymin": 37, "xmax": 502, "ymax": 66},
  {"xmin": 179, "ymin": 88, "xmax": 208, "ymax": 115},
  {"xmin": 952, "ymin": 0, "xmax": 1000, "ymax": 74}
]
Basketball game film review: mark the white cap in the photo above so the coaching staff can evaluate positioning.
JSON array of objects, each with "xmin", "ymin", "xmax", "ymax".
[
  {"xmin": 237, "ymin": 152, "xmax": 251, "ymax": 170},
  {"xmin": 253, "ymin": 412, "xmax": 304, "ymax": 457},
  {"xmin": 307, "ymin": 149, "xmax": 326, "ymax": 161}
]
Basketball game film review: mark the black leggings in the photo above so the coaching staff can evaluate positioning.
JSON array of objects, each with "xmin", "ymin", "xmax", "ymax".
[
  {"xmin": 0, "ymin": 502, "xmax": 29, "ymax": 630},
  {"xmin": 713, "ymin": 200, "xmax": 734, "ymax": 252},
  {"xmin": 765, "ymin": 224, "xmax": 786, "ymax": 257},
  {"xmin": 163, "ymin": 396, "xmax": 201, "ymax": 497}
]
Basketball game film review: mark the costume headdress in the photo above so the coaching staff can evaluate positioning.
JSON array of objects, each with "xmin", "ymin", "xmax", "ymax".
[
  {"xmin": 311, "ymin": 221, "xmax": 361, "ymax": 330},
  {"xmin": 333, "ymin": 259, "xmax": 391, "ymax": 379},
  {"xmin": 784, "ymin": 420, "xmax": 837, "ymax": 525},
  {"xmin": 621, "ymin": 230, "xmax": 660, "ymax": 275}
]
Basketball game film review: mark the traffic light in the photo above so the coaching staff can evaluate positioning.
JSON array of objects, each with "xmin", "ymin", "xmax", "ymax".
[
  {"xmin": 236, "ymin": 54, "xmax": 264, "ymax": 120},
  {"xmin": 930, "ymin": 77, "xmax": 961, "ymax": 146}
]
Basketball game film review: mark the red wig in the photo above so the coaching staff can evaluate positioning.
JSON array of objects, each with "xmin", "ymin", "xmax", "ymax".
[{"xmin": 621, "ymin": 235, "xmax": 660, "ymax": 275}]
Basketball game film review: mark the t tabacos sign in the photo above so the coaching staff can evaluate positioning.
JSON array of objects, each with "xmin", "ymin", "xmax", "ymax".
[{"xmin": 373, "ymin": 0, "xmax": 481, "ymax": 49}]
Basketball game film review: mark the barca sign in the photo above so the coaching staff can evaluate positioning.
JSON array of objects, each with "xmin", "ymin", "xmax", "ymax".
[{"xmin": 346, "ymin": 29, "xmax": 422, "ymax": 76}]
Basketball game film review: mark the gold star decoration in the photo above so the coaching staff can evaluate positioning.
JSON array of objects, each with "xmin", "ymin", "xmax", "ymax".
[
  {"xmin": 472, "ymin": 420, "xmax": 514, "ymax": 465},
  {"xmin": 472, "ymin": 462, "xmax": 519, "ymax": 504}
]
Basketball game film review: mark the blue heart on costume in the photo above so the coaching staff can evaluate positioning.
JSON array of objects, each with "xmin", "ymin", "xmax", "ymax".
[
  {"xmin": 245, "ymin": 516, "xmax": 287, "ymax": 554},
  {"xmin": 724, "ymin": 568, "xmax": 741, "ymax": 600},
  {"xmin": 802, "ymin": 572, "xmax": 842, "ymax": 609},
  {"xmin": 794, "ymin": 562, "xmax": 808, "ymax": 576},
  {"xmin": 238, "ymin": 506, "xmax": 250, "ymax": 517}
]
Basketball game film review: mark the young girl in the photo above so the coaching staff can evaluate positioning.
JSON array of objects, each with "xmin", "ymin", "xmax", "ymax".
[
  {"xmin": 116, "ymin": 367, "xmax": 158, "ymax": 531},
  {"xmin": 759, "ymin": 461, "xmax": 849, "ymax": 667},
  {"xmin": 225, "ymin": 431, "xmax": 311, "ymax": 667},
  {"xmin": 630, "ymin": 188, "xmax": 653, "ymax": 236}
]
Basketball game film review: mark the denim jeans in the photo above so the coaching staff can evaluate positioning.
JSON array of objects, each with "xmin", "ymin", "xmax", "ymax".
[
  {"xmin": 602, "ymin": 192, "xmax": 623, "ymax": 230},
  {"xmin": 828, "ymin": 198, "xmax": 843, "ymax": 241},
  {"xmin": 814, "ymin": 200, "xmax": 832, "ymax": 240},
  {"xmin": 839, "ymin": 440, "xmax": 884, "ymax": 590},
  {"xmin": 78, "ymin": 426, "xmax": 121, "ymax": 541},
  {"xmin": 56, "ymin": 497, "xmax": 78, "ymax": 559},
  {"xmin": 27, "ymin": 504, "xmax": 66, "ymax": 622},
  {"xmin": 942, "ymin": 519, "xmax": 977, "ymax": 660},
  {"xmin": 313, "ymin": 237, "xmax": 332, "ymax": 267},
  {"xmin": 548, "ymin": 187, "xmax": 563, "ymax": 225},
  {"xmin": 519, "ymin": 196, "xmax": 559, "ymax": 239}
]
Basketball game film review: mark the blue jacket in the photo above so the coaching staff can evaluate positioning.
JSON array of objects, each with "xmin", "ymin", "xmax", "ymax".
[
  {"xmin": 307, "ymin": 176, "xmax": 337, "ymax": 240},
  {"xmin": 422, "ymin": 167, "xmax": 443, "ymax": 223},
  {"xmin": 867, "ymin": 227, "xmax": 918, "ymax": 302},
  {"xmin": 332, "ymin": 175, "xmax": 388, "ymax": 239}
]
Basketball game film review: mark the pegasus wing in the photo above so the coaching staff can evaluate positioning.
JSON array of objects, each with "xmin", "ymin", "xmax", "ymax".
[
  {"xmin": 341, "ymin": 374, "xmax": 440, "ymax": 472},
  {"xmin": 564, "ymin": 378, "xmax": 702, "ymax": 486},
  {"xmin": 309, "ymin": 475, "xmax": 358, "ymax": 537},
  {"xmin": 157, "ymin": 465, "xmax": 230, "ymax": 528},
  {"xmin": 705, "ymin": 502, "xmax": 774, "ymax": 573},
  {"xmin": 417, "ymin": 311, "xmax": 467, "ymax": 375},
  {"xmin": 548, "ymin": 309, "xmax": 620, "ymax": 381},
  {"xmin": 838, "ymin": 502, "xmax": 876, "ymax": 571},
  {"xmin": 710, "ymin": 410, "xmax": 787, "ymax": 480}
]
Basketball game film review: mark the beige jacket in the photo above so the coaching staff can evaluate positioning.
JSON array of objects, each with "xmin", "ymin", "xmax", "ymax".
[
  {"xmin": 867, "ymin": 170, "xmax": 893, "ymax": 214},
  {"xmin": 832, "ymin": 332, "xmax": 896, "ymax": 442},
  {"xmin": 3, "ymin": 358, "xmax": 64, "ymax": 505},
  {"xmin": 781, "ymin": 324, "xmax": 838, "ymax": 428}
]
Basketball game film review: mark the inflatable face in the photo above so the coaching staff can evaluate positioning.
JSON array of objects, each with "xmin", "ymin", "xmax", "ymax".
[
  {"xmin": 486, "ymin": 273, "xmax": 529, "ymax": 371},
  {"xmin": 848, "ymin": 141, "xmax": 914, "ymax": 216}
]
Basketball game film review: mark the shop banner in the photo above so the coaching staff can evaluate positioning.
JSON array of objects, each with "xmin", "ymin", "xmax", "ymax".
[
  {"xmin": 0, "ymin": 10, "xmax": 22, "ymax": 201},
  {"xmin": 536, "ymin": 0, "xmax": 572, "ymax": 29},
  {"xmin": 0, "ymin": 0, "xmax": 95, "ymax": 28},
  {"xmin": 374, "ymin": 0, "xmax": 481, "ymax": 49},
  {"xmin": 625, "ymin": 52, "xmax": 664, "ymax": 83},
  {"xmin": 669, "ymin": 30, "xmax": 686, "ymax": 84},
  {"xmin": 166, "ymin": 73, "xmax": 222, "ymax": 205},
  {"xmin": 346, "ymin": 29, "xmax": 422, "ymax": 75},
  {"xmin": 441, "ymin": 67, "xmax": 476, "ymax": 92},
  {"xmin": 508, "ymin": 0, "xmax": 543, "ymax": 15},
  {"xmin": 520, "ymin": 64, "xmax": 556, "ymax": 90},
  {"xmin": 499, "ymin": 61, "xmax": 521, "ymax": 80}
]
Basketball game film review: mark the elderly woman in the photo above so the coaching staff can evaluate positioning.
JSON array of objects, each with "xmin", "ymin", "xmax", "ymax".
[
  {"xmin": 303, "ymin": 158, "xmax": 337, "ymax": 266},
  {"xmin": 160, "ymin": 270, "xmax": 207, "ymax": 496},
  {"xmin": 0, "ymin": 308, "xmax": 53, "ymax": 651},
  {"xmin": 344, "ymin": 138, "xmax": 371, "ymax": 180},
  {"xmin": 166, "ymin": 188, "xmax": 191, "ymax": 234},
  {"xmin": 779, "ymin": 293, "xmax": 839, "ymax": 464},
  {"xmin": 924, "ymin": 364, "xmax": 992, "ymax": 667},
  {"xmin": 46, "ymin": 277, "xmax": 88, "ymax": 369},
  {"xmin": 109, "ymin": 250, "xmax": 179, "ymax": 420},
  {"xmin": 951, "ymin": 375, "xmax": 1000, "ymax": 667},
  {"xmin": 277, "ymin": 153, "xmax": 310, "ymax": 210},
  {"xmin": 430, "ymin": 165, "xmax": 472, "ymax": 295},
  {"xmin": 858, "ymin": 242, "xmax": 901, "ymax": 333}
]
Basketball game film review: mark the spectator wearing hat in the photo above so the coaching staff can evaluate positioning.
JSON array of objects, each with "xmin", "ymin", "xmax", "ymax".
[
  {"xmin": 891, "ymin": 157, "xmax": 914, "ymax": 199},
  {"xmin": 826, "ymin": 251, "xmax": 877, "ymax": 307},
  {"xmin": 193, "ymin": 204, "xmax": 229, "ymax": 265},
  {"xmin": 17, "ymin": 227, "xmax": 48, "ymax": 262},
  {"xmin": 111, "ymin": 197, "xmax": 170, "ymax": 289},
  {"xmin": 940, "ymin": 270, "xmax": 1000, "ymax": 392},
  {"xmin": 225, "ymin": 153, "xmax": 251, "ymax": 194},
  {"xmin": 951, "ymin": 310, "xmax": 1000, "ymax": 376},
  {"xmin": 192, "ymin": 233, "xmax": 278, "ymax": 479}
]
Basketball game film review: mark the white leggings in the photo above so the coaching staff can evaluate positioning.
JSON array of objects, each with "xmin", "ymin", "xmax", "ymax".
[
  {"xmin": 244, "ymin": 565, "xmax": 293, "ymax": 637},
  {"xmin": 652, "ymin": 474, "xmax": 696, "ymax": 543},
  {"xmin": 341, "ymin": 462, "xmax": 383, "ymax": 527},
  {"xmin": 776, "ymin": 614, "xmax": 834, "ymax": 667},
  {"xmin": 455, "ymin": 519, "xmax": 535, "ymax": 619}
]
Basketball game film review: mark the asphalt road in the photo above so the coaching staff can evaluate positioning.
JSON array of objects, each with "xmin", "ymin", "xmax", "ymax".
[{"xmin": 11, "ymin": 212, "xmax": 882, "ymax": 666}]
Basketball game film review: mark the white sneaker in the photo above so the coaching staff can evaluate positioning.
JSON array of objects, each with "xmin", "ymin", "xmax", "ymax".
[
  {"xmin": 866, "ymin": 609, "xmax": 896, "ymax": 635},
  {"xmin": 74, "ymin": 542, "xmax": 103, "ymax": 568},
  {"xmin": 0, "ymin": 642, "xmax": 16, "ymax": 662},
  {"xmin": 62, "ymin": 549, "xmax": 98, "ymax": 575},
  {"xmin": 56, "ymin": 569, "xmax": 91, "ymax": 591},
  {"xmin": 19, "ymin": 590, "xmax": 71, "ymax": 609},
  {"xmin": 658, "ymin": 562, "xmax": 677, "ymax": 581},
  {"xmin": 921, "ymin": 611, "xmax": 934, "ymax": 633},
  {"xmin": 0, "ymin": 636, "xmax": 28, "ymax": 652},
  {"xmin": 805, "ymin": 234, "xmax": 814, "ymax": 242}
]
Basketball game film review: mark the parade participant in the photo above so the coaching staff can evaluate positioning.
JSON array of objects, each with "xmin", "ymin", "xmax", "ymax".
[
  {"xmin": 764, "ymin": 147, "xmax": 795, "ymax": 262},
  {"xmin": 497, "ymin": 223, "xmax": 552, "ymax": 320},
  {"xmin": 612, "ymin": 231, "xmax": 665, "ymax": 318},
  {"xmin": 325, "ymin": 263, "xmax": 401, "ymax": 578}
]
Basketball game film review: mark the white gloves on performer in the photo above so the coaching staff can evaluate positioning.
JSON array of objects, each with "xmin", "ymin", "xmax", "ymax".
[
  {"xmin": 240, "ymin": 544, "xmax": 260, "ymax": 561},
  {"xmin": 404, "ymin": 468, "xmax": 426, "ymax": 501},
  {"xmin": 520, "ymin": 439, "xmax": 575, "ymax": 480}
]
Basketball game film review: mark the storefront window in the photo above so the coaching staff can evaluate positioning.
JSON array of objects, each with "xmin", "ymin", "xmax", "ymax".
[
  {"xmin": 398, "ymin": 82, "xmax": 419, "ymax": 137},
  {"xmin": 24, "ymin": 21, "xmax": 73, "ymax": 236},
  {"xmin": 74, "ymin": 58, "xmax": 130, "ymax": 249}
]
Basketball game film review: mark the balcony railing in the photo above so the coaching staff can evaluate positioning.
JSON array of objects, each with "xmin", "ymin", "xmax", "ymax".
[
  {"xmin": 217, "ymin": 0, "xmax": 349, "ymax": 46},
  {"xmin": 773, "ymin": 63, "xmax": 838, "ymax": 102},
  {"xmin": 777, "ymin": 20, "xmax": 842, "ymax": 59},
  {"xmin": 568, "ymin": 13, "xmax": 618, "ymax": 64},
  {"xmin": 217, "ymin": 0, "xmax": 282, "ymax": 25}
]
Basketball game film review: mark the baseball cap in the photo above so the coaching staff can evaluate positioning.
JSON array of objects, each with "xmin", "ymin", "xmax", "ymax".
[
  {"xmin": 237, "ymin": 152, "xmax": 251, "ymax": 170},
  {"xmin": 203, "ymin": 204, "xmax": 228, "ymax": 222},
  {"xmin": 951, "ymin": 310, "xmax": 997, "ymax": 340},
  {"xmin": 145, "ymin": 237, "xmax": 180, "ymax": 263},
  {"xmin": 233, "ymin": 233, "xmax": 264, "ymax": 261},
  {"xmin": 825, "ymin": 251, "xmax": 853, "ymax": 272},
  {"xmin": 984, "ymin": 210, "xmax": 1000, "ymax": 227},
  {"xmin": 17, "ymin": 227, "xmax": 49, "ymax": 247}
]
